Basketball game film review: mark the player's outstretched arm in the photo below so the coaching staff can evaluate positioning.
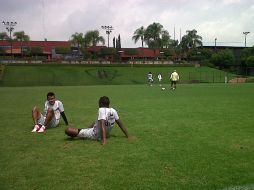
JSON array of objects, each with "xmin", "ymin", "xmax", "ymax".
[
  {"xmin": 116, "ymin": 119, "xmax": 136, "ymax": 140},
  {"xmin": 116, "ymin": 119, "xmax": 130, "ymax": 138}
]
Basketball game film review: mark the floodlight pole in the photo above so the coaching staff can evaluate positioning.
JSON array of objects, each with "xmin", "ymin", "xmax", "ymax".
[
  {"xmin": 2, "ymin": 21, "xmax": 17, "ymax": 56},
  {"xmin": 101, "ymin": 26, "xmax": 113, "ymax": 47},
  {"xmin": 243, "ymin": 32, "xmax": 250, "ymax": 47}
]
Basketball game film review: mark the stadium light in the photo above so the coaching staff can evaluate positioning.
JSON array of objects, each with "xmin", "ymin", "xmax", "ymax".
[
  {"xmin": 243, "ymin": 32, "xmax": 250, "ymax": 47},
  {"xmin": 2, "ymin": 21, "xmax": 17, "ymax": 56},
  {"xmin": 101, "ymin": 26, "xmax": 113, "ymax": 47}
]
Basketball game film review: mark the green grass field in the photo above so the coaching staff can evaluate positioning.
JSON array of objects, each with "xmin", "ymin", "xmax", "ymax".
[{"xmin": 0, "ymin": 83, "xmax": 253, "ymax": 190}]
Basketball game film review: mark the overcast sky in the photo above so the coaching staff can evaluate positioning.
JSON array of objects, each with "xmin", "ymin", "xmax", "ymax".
[{"xmin": 1, "ymin": 0, "xmax": 254, "ymax": 47}]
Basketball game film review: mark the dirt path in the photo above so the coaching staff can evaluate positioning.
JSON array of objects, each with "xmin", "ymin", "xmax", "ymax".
[{"xmin": 228, "ymin": 77, "xmax": 247, "ymax": 83}]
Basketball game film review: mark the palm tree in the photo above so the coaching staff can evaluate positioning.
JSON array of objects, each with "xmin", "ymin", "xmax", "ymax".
[
  {"xmin": 144, "ymin": 22, "xmax": 164, "ymax": 49},
  {"xmin": 180, "ymin": 29, "xmax": 202, "ymax": 50},
  {"xmin": 132, "ymin": 26, "xmax": 146, "ymax": 48},
  {"xmin": 13, "ymin": 31, "xmax": 30, "ymax": 55},
  {"xmin": 13, "ymin": 31, "xmax": 30, "ymax": 42},
  {"xmin": 84, "ymin": 30, "xmax": 105, "ymax": 46},
  {"xmin": 180, "ymin": 29, "xmax": 202, "ymax": 60},
  {"xmin": 0, "ymin": 32, "xmax": 8, "ymax": 41},
  {"xmin": 161, "ymin": 30, "xmax": 172, "ymax": 48},
  {"xmin": 70, "ymin": 32, "xmax": 85, "ymax": 48}
]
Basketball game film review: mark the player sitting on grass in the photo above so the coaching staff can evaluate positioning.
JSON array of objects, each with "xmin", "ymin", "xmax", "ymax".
[
  {"xmin": 31, "ymin": 92, "xmax": 69, "ymax": 133},
  {"xmin": 65, "ymin": 96, "xmax": 132, "ymax": 145}
]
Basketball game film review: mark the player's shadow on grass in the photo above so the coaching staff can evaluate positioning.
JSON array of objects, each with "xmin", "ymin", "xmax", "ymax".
[{"xmin": 63, "ymin": 134, "xmax": 127, "ymax": 141}]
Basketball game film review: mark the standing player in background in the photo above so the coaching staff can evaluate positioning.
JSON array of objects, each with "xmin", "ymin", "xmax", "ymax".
[
  {"xmin": 147, "ymin": 72, "xmax": 153, "ymax": 86},
  {"xmin": 31, "ymin": 92, "xmax": 69, "ymax": 133},
  {"xmin": 65, "ymin": 96, "xmax": 133, "ymax": 145},
  {"xmin": 157, "ymin": 73, "xmax": 162, "ymax": 86},
  {"xmin": 170, "ymin": 70, "xmax": 180, "ymax": 90}
]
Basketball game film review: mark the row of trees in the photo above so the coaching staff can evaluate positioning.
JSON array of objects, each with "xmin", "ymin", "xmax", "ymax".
[
  {"xmin": 0, "ymin": 24, "xmax": 253, "ymax": 70},
  {"xmin": 0, "ymin": 31, "xmax": 30, "ymax": 42},
  {"xmin": 70, "ymin": 30, "xmax": 105, "ymax": 48},
  {"xmin": 68, "ymin": 22, "xmax": 203, "ymax": 55},
  {"xmin": 0, "ymin": 31, "xmax": 33, "ymax": 56},
  {"xmin": 0, "ymin": 23, "xmax": 203, "ymax": 54},
  {"xmin": 132, "ymin": 22, "xmax": 202, "ymax": 50}
]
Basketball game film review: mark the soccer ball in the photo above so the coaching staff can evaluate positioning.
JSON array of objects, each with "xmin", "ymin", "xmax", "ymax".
[{"xmin": 161, "ymin": 87, "xmax": 165, "ymax": 91}]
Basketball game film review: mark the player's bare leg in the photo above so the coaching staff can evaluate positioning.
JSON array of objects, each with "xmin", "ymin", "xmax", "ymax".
[
  {"xmin": 37, "ymin": 108, "xmax": 54, "ymax": 133},
  {"xmin": 44, "ymin": 108, "xmax": 54, "ymax": 127},
  {"xmin": 32, "ymin": 106, "xmax": 40, "ymax": 125},
  {"xmin": 31, "ymin": 106, "xmax": 41, "ymax": 132}
]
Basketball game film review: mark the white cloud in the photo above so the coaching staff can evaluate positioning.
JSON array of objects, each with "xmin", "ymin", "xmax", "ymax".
[{"xmin": 0, "ymin": 0, "xmax": 253, "ymax": 47}]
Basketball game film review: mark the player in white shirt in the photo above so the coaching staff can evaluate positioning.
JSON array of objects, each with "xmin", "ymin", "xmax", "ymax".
[
  {"xmin": 157, "ymin": 73, "xmax": 162, "ymax": 86},
  {"xmin": 31, "ymin": 92, "xmax": 69, "ymax": 133},
  {"xmin": 65, "ymin": 96, "xmax": 131, "ymax": 145},
  {"xmin": 147, "ymin": 72, "xmax": 153, "ymax": 86}
]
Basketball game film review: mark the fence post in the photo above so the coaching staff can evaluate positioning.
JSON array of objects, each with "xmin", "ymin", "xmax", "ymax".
[{"xmin": 224, "ymin": 74, "xmax": 228, "ymax": 83}]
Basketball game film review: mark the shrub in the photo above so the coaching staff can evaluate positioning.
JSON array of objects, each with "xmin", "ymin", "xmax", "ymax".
[
  {"xmin": 55, "ymin": 47, "xmax": 71, "ymax": 54},
  {"xmin": 246, "ymin": 56, "xmax": 254, "ymax": 67},
  {"xmin": 210, "ymin": 49, "xmax": 235, "ymax": 68}
]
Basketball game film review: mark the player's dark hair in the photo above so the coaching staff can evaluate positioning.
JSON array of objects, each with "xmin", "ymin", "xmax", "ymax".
[
  {"xmin": 99, "ymin": 96, "xmax": 110, "ymax": 107},
  {"xmin": 47, "ymin": 92, "xmax": 55, "ymax": 98}
]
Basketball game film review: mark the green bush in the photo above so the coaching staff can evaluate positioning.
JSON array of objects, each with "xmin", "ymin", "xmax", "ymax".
[
  {"xmin": 55, "ymin": 47, "xmax": 71, "ymax": 54},
  {"xmin": 29, "ymin": 47, "xmax": 43, "ymax": 56},
  {"xmin": 246, "ymin": 56, "xmax": 254, "ymax": 67},
  {"xmin": 211, "ymin": 49, "xmax": 235, "ymax": 68},
  {"xmin": 123, "ymin": 48, "xmax": 138, "ymax": 55},
  {"xmin": 100, "ymin": 48, "xmax": 116, "ymax": 55}
]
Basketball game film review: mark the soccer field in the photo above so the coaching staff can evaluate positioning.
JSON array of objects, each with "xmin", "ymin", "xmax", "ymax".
[{"xmin": 0, "ymin": 83, "xmax": 253, "ymax": 190}]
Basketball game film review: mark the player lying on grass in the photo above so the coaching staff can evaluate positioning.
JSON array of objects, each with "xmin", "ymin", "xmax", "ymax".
[
  {"xmin": 65, "ymin": 96, "xmax": 132, "ymax": 145},
  {"xmin": 31, "ymin": 92, "xmax": 69, "ymax": 133}
]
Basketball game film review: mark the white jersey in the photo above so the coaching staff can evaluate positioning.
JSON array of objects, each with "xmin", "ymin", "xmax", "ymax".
[
  {"xmin": 148, "ymin": 73, "xmax": 153, "ymax": 80},
  {"xmin": 158, "ymin": 74, "xmax": 162, "ymax": 81},
  {"xmin": 94, "ymin": 107, "xmax": 119, "ymax": 137},
  {"xmin": 44, "ymin": 100, "xmax": 64, "ymax": 120}
]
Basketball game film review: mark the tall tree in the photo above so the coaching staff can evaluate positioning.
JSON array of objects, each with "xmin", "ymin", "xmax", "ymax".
[
  {"xmin": 132, "ymin": 26, "xmax": 146, "ymax": 48},
  {"xmin": 116, "ymin": 34, "xmax": 121, "ymax": 49},
  {"xmin": 161, "ymin": 30, "xmax": 172, "ymax": 48},
  {"xmin": 84, "ymin": 30, "xmax": 105, "ymax": 46},
  {"xmin": 144, "ymin": 22, "xmax": 164, "ymax": 49},
  {"xmin": 13, "ymin": 31, "xmax": 30, "ymax": 55},
  {"xmin": 13, "ymin": 31, "xmax": 30, "ymax": 42},
  {"xmin": 113, "ymin": 37, "xmax": 116, "ymax": 48},
  {"xmin": 180, "ymin": 29, "xmax": 202, "ymax": 50},
  {"xmin": 0, "ymin": 32, "xmax": 8, "ymax": 41},
  {"xmin": 70, "ymin": 32, "xmax": 85, "ymax": 48}
]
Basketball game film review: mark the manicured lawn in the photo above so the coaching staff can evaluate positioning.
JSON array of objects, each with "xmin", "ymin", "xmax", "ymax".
[{"xmin": 0, "ymin": 83, "xmax": 253, "ymax": 190}]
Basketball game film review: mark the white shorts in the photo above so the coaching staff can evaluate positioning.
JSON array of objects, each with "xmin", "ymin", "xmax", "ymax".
[
  {"xmin": 77, "ymin": 128, "xmax": 98, "ymax": 140},
  {"xmin": 38, "ymin": 114, "xmax": 60, "ymax": 128}
]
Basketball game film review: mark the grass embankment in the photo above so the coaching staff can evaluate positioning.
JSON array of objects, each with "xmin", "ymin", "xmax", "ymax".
[{"xmin": 0, "ymin": 64, "xmax": 237, "ymax": 86}]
